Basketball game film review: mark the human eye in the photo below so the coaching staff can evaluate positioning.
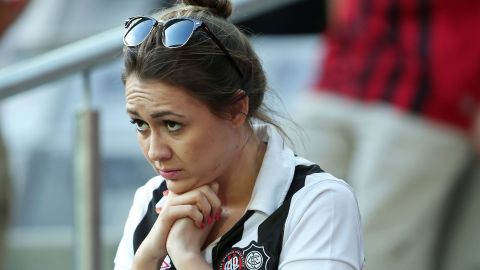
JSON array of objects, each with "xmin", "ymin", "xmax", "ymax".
[
  {"xmin": 129, "ymin": 119, "xmax": 149, "ymax": 132},
  {"xmin": 164, "ymin": 120, "xmax": 182, "ymax": 132}
]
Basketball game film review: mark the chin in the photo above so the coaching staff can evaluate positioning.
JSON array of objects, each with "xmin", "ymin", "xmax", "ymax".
[
  {"xmin": 165, "ymin": 177, "xmax": 212, "ymax": 194},
  {"xmin": 165, "ymin": 179, "xmax": 194, "ymax": 195}
]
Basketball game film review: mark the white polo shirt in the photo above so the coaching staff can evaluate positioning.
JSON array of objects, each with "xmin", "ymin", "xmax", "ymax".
[{"xmin": 114, "ymin": 124, "xmax": 365, "ymax": 270}]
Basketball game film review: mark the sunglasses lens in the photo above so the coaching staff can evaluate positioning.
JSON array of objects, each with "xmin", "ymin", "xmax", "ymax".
[
  {"xmin": 124, "ymin": 17, "xmax": 156, "ymax": 46},
  {"xmin": 163, "ymin": 19, "xmax": 196, "ymax": 48}
]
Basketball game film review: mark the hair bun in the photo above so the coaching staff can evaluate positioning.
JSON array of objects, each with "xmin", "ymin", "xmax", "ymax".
[{"xmin": 182, "ymin": 0, "xmax": 233, "ymax": 19}]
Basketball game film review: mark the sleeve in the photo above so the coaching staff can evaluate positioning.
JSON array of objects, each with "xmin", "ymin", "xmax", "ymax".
[
  {"xmin": 113, "ymin": 185, "xmax": 151, "ymax": 270},
  {"xmin": 279, "ymin": 179, "xmax": 365, "ymax": 270}
]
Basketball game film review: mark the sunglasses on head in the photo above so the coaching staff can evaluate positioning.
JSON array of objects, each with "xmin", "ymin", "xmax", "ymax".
[{"xmin": 123, "ymin": 16, "xmax": 243, "ymax": 78}]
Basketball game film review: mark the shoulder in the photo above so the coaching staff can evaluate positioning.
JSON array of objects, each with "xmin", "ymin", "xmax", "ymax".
[
  {"xmin": 280, "ymin": 159, "xmax": 365, "ymax": 269},
  {"xmin": 289, "ymin": 156, "xmax": 361, "ymax": 227},
  {"xmin": 292, "ymin": 156, "xmax": 355, "ymax": 196}
]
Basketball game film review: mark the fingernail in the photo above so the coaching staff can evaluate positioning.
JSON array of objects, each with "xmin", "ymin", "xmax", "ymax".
[
  {"xmin": 162, "ymin": 190, "xmax": 169, "ymax": 196},
  {"xmin": 200, "ymin": 222, "xmax": 205, "ymax": 230},
  {"xmin": 207, "ymin": 216, "xmax": 213, "ymax": 224},
  {"xmin": 155, "ymin": 207, "xmax": 161, "ymax": 214}
]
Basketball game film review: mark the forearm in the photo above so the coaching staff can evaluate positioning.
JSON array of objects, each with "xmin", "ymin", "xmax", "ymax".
[
  {"xmin": 132, "ymin": 255, "xmax": 162, "ymax": 270},
  {"xmin": 132, "ymin": 237, "xmax": 167, "ymax": 270},
  {"xmin": 132, "ymin": 244, "xmax": 166, "ymax": 270}
]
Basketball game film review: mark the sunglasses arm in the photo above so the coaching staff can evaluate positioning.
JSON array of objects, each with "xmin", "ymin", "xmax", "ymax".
[{"xmin": 201, "ymin": 26, "xmax": 244, "ymax": 79}]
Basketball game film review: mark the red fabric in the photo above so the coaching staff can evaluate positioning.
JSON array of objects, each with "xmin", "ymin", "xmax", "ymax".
[
  {"xmin": 317, "ymin": 0, "xmax": 480, "ymax": 131},
  {"xmin": 0, "ymin": 0, "xmax": 29, "ymax": 37}
]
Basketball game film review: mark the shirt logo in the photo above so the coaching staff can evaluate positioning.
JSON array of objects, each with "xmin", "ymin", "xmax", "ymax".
[
  {"xmin": 243, "ymin": 242, "xmax": 271, "ymax": 270},
  {"xmin": 218, "ymin": 242, "xmax": 271, "ymax": 270},
  {"xmin": 245, "ymin": 250, "xmax": 263, "ymax": 269},
  {"xmin": 219, "ymin": 248, "xmax": 246, "ymax": 270}
]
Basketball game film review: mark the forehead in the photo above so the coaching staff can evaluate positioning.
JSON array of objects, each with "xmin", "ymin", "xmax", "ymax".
[{"xmin": 125, "ymin": 76, "xmax": 206, "ymax": 112}]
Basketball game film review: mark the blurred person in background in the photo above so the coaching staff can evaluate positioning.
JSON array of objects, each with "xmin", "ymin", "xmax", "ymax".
[
  {"xmin": 290, "ymin": 0, "xmax": 480, "ymax": 270},
  {"xmin": 0, "ymin": 0, "xmax": 29, "ymax": 263}
]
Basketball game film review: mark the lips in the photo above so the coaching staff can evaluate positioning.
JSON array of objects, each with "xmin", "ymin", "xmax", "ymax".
[{"xmin": 158, "ymin": 168, "xmax": 182, "ymax": 179}]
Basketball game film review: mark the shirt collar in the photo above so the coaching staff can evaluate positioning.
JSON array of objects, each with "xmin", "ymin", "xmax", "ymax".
[{"xmin": 246, "ymin": 124, "xmax": 296, "ymax": 215}]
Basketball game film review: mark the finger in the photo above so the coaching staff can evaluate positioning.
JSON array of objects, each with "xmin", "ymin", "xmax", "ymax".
[
  {"xmin": 196, "ymin": 185, "xmax": 222, "ymax": 222},
  {"xmin": 167, "ymin": 190, "xmax": 212, "ymax": 224},
  {"xmin": 161, "ymin": 204, "xmax": 205, "ymax": 228}
]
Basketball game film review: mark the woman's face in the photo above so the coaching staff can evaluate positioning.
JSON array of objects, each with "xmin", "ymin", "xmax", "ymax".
[{"xmin": 125, "ymin": 76, "xmax": 243, "ymax": 194}]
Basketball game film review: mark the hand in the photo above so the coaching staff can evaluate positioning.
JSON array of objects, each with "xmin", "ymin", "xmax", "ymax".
[
  {"xmin": 166, "ymin": 217, "xmax": 216, "ymax": 270},
  {"xmin": 166, "ymin": 183, "xmax": 221, "ymax": 269},
  {"xmin": 132, "ymin": 183, "xmax": 221, "ymax": 269}
]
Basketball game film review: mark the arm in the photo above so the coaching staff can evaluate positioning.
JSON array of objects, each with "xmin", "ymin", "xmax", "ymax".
[
  {"xmin": 279, "ymin": 180, "xmax": 365, "ymax": 270},
  {"xmin": 165, "ymin": 218, "xmax": 214, "ymax": 270}
]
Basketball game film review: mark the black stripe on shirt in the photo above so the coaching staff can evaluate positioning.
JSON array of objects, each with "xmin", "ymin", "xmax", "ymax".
[
  {"xmin": 256, "ymin": 164, "xmax": 324, "ymax": 269},
  {"xmin": 382, "ymin": 0, "xmax": 404, "ymax": 102},
  {"xmin": 133, "ymin": 180, "xmax": 168, "ymax": 254},
  {"xmin": 212, "ymin": 210, "xmax": 255, "ymax": 268},
  {"xmin": 355, "ymin": 0, "xmax": 379, "ymax": 98},
  {"xmin": 411, "ymin": 0, "xmax": 430, "ymax": 113},
  {"xmin": 358, "ymin": 0, "xmax": 400, "ymax": 99}
]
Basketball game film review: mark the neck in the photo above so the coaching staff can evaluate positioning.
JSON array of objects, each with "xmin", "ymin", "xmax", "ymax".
[{"xmin": 217, "ymin": 126, "xmax": 266, "ymax": 209}]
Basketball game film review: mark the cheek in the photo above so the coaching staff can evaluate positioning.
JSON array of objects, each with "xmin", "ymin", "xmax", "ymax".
[
  {"xmin": 138, "ymin": 135, "xmax": 151, "ymax": 160},
  {"xmin": 182, "ymin": 131, "xmax": 233, "ymax": 175}
]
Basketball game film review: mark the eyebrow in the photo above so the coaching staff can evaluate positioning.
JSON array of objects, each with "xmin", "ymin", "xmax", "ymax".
[
  {"xmin": 126, "ymin": 109, "xmax": 185, "ymax": 119},
  {"xmin": 150, "ymin": 111, "xmax": 185, "ymax": 118}
]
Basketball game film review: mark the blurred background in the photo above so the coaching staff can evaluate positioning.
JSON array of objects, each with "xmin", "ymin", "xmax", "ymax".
[{"xmin": 0, "ymin": 0, "xmax": 479, "ymax": 269}]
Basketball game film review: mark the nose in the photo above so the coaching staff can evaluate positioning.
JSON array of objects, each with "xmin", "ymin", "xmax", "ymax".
[{"xmin": 147, "ymin": 132, "xmax": 172, "ymax": 162}]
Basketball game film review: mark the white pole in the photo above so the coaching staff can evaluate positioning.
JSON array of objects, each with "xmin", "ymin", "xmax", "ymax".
[{"xmin": 74, "ymin": 70, "xmax": 101, "ymax": 270}]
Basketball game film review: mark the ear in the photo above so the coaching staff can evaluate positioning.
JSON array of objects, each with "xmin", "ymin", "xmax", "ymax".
[{"xmin": 229, "ymin": 90, "xmax": 249, "ymax": 128}]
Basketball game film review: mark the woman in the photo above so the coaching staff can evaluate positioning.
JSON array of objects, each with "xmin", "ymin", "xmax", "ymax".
[{"xmin": 114, "ymin": 1, "xmax": 364, "ymax": 269}]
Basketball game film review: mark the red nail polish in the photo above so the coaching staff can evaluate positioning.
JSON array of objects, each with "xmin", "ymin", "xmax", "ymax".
[
  {"xmin": 207, "ymin": 216, "xmax": 212, "ymax": 224},
  {"xmin": 200, "ymin": 223, "xmax": 205, "ymax": 230}
]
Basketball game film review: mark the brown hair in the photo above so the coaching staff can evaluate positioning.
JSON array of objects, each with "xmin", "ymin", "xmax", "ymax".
[{"xmin": 122, "ymin": 0, "xmax": 289, "ymax": 138}]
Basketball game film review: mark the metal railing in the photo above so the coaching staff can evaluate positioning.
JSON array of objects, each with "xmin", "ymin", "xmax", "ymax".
[
  {"xmin": 0, "ymin": 0, "xmax": 304, "ymax": 100},
  {"xmin": 0, "ymin": 1, "xmax": 304, "ymax": 269}
]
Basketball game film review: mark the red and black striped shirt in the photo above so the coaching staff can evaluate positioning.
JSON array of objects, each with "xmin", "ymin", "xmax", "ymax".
[{"xmin": 317, "ymin": 0, "xmax": 480, "ymax": 131}]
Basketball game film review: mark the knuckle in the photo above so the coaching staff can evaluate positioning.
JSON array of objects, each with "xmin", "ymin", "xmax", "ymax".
[
  {"xmin": 186, "ymin": 205, "xmax": 197, "ymax": 214},
  {"xmin": 193, "ymin": 190, "xmax": 203, "ymax": 200},
  {"xmin": 203, "ymin": 203, "xmax": 212, "ymax": 214}
]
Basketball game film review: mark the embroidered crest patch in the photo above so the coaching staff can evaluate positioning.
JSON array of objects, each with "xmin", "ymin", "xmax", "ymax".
[
  {"xmin": 219, "ymin": 248, "xmax": 246, "ymax": 270},
  {"xmin": 243, "ymin": 241, "xmax": 271, "ymax": 270},
  {"xmin": 218, "ymin": 242, "xmax": 271, "ymax": 270}
]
